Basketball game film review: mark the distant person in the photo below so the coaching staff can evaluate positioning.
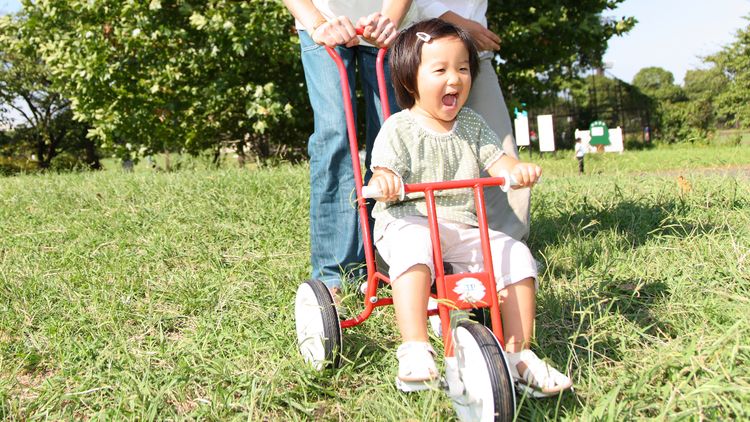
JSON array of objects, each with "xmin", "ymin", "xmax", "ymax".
[
  {"xmin": 366, "ymin": 19, "xmax": 572, "ymax": 396},
  {"xmin": 413, "ymin": 0, "xmax": 530, "ymax": 242},
  {"xmin": 574, "ymin": 137, "xmax": 585, "ymax": 174}
]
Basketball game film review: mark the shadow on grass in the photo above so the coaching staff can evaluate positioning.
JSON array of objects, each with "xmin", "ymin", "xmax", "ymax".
[
  {"xmin": 530, "ymin": 198, "xmax": 718, "ymax": 277},
  {"xmin": 520, "ymin": 197, "xmax": 694, "ymax": 417},
  {"xmin": 340, "ymin": 330, "xmax": 397, "ymax": 366},
  {"xmin": 522, "ymin": 276, "xmax": 674, "ymax": 418}
]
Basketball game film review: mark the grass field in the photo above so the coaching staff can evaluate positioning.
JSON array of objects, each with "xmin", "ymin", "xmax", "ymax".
[{"xmin": 1, "ymin": 145, "xmax": 749, "ymax": 420}]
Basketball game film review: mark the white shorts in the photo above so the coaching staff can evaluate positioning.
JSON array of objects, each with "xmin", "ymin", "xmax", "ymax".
[{"xmin": 375, "ymin": 216, "xmax": 538, "ymax": 291}]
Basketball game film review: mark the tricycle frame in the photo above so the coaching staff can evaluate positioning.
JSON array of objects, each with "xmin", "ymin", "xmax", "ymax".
[{"xmin": 325, "ymin": 44, "xmax": 509, "ymax": 358}]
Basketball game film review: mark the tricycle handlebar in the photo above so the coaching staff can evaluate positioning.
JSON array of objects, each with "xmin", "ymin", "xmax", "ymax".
[{"xmin": 362, "ymin": 171, "xmax": 520, "ymax": 199}]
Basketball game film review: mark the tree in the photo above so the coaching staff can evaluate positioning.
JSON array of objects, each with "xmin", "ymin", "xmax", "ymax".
[
  {"xmin": 630, "ymin": 67, "xmax": 702, "ymax": 142},
  {"xmin": 683, "ymin": 67, "xmax": 728, "ymax": 102},
  {"xmin": 632, "ymin": 67, "xmax": 685, "ymax": 103},
  {"xmin": 19, "ymin": 1, "xmax": 636, "ymax": 160},
  {"xmin": 706, "ymin": 18, "xmax": 750, "ymax": 129},
  {"xmin": 486, "ymin": 1, "xmax": 636, "ymax": 108},
  {"xmin": 0, "ymin": 14, "xmax": 99, "ymax": 169},
  {"xmin": 22, "ymin": 0, "xmax": 303, "ymax": 164}
]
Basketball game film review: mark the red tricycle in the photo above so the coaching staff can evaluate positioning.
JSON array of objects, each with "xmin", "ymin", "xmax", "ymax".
[{"xmin": 294, "ymin": 37, "xmax": 519, "ymax": 422}]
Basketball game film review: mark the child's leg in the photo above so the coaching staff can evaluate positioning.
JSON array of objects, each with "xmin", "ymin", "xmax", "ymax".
[
  {"xmin": 447, "ymin": 226, "xmax": 572, "ymax": 395},
  {"xmin": 374, "ymin": 217, "xmax": 438, "ymax": 384},
  {"xmin": 495, "ymin": 266, "xmax": 572, "ymax": 396},
  {"xmin": 392, "ymin": 266, "xmax": 438, "ymax": 384},
  {"xmin": 392, "ymin": 264, "xmax": 432, "ymax": 342},
  {"xmin": 498, "ymin": 277, "xmax": 536, "ymax": 353}
]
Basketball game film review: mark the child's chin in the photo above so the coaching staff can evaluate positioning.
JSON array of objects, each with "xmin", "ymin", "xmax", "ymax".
[{"xmin": 439, "ymin": 109, "xmax": 460, "ymax": 121}]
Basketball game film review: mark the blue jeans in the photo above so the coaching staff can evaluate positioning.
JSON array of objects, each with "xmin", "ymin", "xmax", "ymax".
[{"xmin": 299, "ymin": 30, "xmax": 400, "ymax": 289}]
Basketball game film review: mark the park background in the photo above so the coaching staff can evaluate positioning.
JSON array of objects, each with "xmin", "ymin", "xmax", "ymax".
[{"xmin": 1, "ymin": 0, "xmax": 749, "ymax": 420}]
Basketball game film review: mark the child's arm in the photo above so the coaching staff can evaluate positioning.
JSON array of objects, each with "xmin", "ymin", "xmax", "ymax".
[
  {"xmin": 368, "ymin": 167, "xmax": 403, "ymax": 202},
  {"xmin": 486, "ymin": 154, "xmax": 542, "ymax": 188}
]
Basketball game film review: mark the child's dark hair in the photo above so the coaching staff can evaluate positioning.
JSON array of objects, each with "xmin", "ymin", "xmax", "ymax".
[{"xmin": 389, "ymin": 18, "xmax": 479, "ymax": 109}]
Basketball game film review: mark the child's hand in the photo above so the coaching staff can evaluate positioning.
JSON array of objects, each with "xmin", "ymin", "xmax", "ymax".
[
  {"xmin": 511, "ymin": 162, "xmax": 542, "ymax": 188},
  {"xmin": 368, "ymin": 168, "xmax": 402, "ymax": 201}
]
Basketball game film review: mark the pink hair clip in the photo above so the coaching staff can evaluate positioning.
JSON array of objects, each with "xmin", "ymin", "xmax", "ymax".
[{"xmin": 416, "ymin": 32, "xmax": 431, "ymax": 43}]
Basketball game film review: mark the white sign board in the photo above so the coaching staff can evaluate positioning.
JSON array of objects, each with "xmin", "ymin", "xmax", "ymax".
[
  {"xmin": 514, "ymin": 115, "xmax": 530, "ymax": 146},
  {"xmin": 607, "ymin": 127, "xmax": 624, "ymax": 152},
  {"xmin": 574, "ymin": 127, "xmax": 625, "ymax": 153},
  {"xmin": 537, "ymin": 114, "xmax": 555, "ymax": 152}
]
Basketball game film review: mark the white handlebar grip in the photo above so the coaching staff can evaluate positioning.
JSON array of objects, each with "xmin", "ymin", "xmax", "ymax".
[
  {"xmin": 361, "ymin": 185, "xmax": 405, "ymax": 200},
  {"xmin": 361, "ymin": 185, "xmax": 382, "ymax": 199},
  {"xmin": 499, "ymin": 170, "xmax": 520, "ymax": 192}
]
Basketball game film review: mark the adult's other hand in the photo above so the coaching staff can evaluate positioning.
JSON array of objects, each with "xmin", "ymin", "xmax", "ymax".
[
  {"xmin": 312, "ymin": 15, "xmax": 359, "ymax": 47},
  {"xmin": 358, "ymin": 12, "xmax": 398, "ymax": 47}
]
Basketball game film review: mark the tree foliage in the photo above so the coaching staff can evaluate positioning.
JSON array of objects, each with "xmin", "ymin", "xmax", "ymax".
[
  {"xmin": 22, "ymin": 0, "xmax": 305, "ymax": 163},
  {"xmin": 706, "ymin": 17, "xmax": 750, "ymax": 129},
  {"xmin": 0, "ymin": 14, "xmax": 98, "ymax": 169},
  {"xmin": 632, "ymin": 67, "xmax": 685, "ymax": 103},
  {"xmin": 683, "ymin": 67, "xmax": 728, "ymax": 102},
  {"xmin": 9, "ymin": 1, "xmax": 637, "ymax": 161},
  {"xmin": 631, "ymin": 67, "xmax": 703, "ymax": 143},
  {"xmin": 628, "ymin": 18, "xmax": 750, "ymax": 143},
  {"xmin": 487, "ymin": 0, "xmax": 636, "ymax": 107}
]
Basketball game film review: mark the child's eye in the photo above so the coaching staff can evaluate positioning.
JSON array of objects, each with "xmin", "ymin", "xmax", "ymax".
[{"xmin": 433, "ymin": 68, "xmax": 445, "ymax": 74}]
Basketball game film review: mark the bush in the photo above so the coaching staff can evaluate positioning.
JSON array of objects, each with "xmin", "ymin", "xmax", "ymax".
[
  {"xmin": 49, "ymin": 152, "xmax": 86, "ymax": 172},
  {"xmin": 0, "ymin": 156, "xmax": 36, "ymax": 176}
]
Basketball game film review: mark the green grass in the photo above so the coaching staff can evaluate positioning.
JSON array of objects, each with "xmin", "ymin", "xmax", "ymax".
[
  {"xmin": 527, "ymin": 143, "xmax": 750, "ymax": 177},
  {"xmin": 1, "ymin": 145, "xmax": 749, "ymax": 420}
]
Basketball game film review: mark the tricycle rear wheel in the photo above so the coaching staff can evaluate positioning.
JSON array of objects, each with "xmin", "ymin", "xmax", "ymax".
[{"xmin": 294, "ymin": 280, "xmax": 342, "ymax": 370}]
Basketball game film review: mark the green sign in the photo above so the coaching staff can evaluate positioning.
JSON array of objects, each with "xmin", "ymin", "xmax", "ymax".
[{"xmin": 589, "ymin": 121, "xmax": 610, "ymax": 145}]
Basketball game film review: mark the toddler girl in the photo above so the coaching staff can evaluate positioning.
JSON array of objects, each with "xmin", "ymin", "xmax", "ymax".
[{"xmin": 367, "ymin": 18, "xmax": 572, "ymax": 397}]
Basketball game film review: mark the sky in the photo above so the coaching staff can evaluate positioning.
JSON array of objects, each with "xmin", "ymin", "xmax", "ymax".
[
  {"xmin": 1, "ymin": 0, "xmax": 749, "ymax": 86},
  {"xmin": 602, "ymin": 0, "xmax": 750, "ymax": 84}
]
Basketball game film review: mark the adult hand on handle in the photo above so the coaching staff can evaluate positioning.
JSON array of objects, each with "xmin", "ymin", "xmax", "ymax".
[
  {"xmin": 440, "ymin": 12, "xmax": 501, "ymax": 52},
  {"xmin": 464, "ymin": 20, "xmax": 501, "ymax": 52},
  {"xmin": 312, "ymin": 15, "xmax": 359, "ymax": 47},
  {"xmin": 357, "ymin": 12, "xmax": 398, "ymax": 47}
]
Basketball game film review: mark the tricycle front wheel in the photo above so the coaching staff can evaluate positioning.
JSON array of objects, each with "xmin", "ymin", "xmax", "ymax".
[{"xmin": 448, "ymin": 321, "xmax": 516, "ymax": 421}]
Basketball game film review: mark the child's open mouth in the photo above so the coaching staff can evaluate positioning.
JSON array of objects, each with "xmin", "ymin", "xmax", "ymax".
[{"xmin": 442, "ymin": 94, "xmax": 458, "ymax": 108}]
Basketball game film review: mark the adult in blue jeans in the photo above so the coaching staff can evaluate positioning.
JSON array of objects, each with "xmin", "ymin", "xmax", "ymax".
[{"xmin": 282, "ymin": 1, "xmax": 415, "ymax": 294}]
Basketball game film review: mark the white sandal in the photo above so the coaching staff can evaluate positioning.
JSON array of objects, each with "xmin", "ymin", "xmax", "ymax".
[
  {"xmin": 507, "ymin": 349, "xmax": 573, "ymax": 398},
  {"xmin": 395, "ymin": 342, "xmax": 439, "ymax": 392}
]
